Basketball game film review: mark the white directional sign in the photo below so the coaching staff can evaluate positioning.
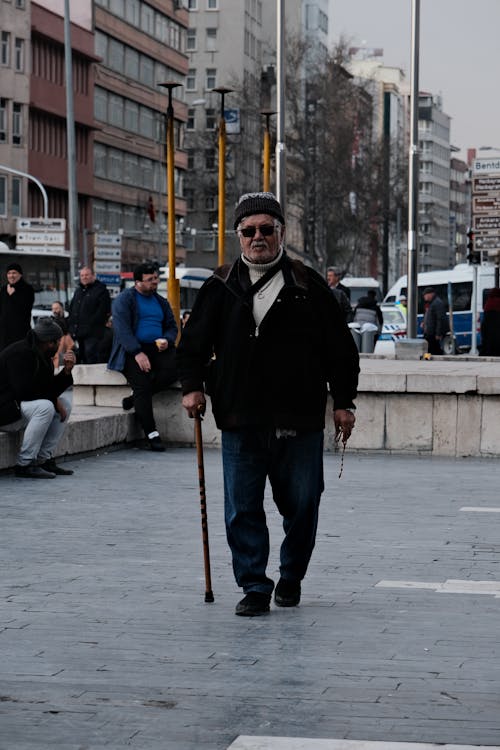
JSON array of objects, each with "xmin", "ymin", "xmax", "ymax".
[
  {"xmin": 472, "ymin": 157, "xmax": 500, "ymax": 175},
  {"xmin": 94, "ymin": 260, "xmax": 121, "ymax": 274},
  {"xmin": 16, "ymin": 218, "xmax": 66, "ymax": 231},
  {"xmin": 94, "ymin": 246, "xmax": 122, "ymax": 260},
  {"xmin": 95, "ymin": 233, "xmax": 121, "ymax": 246},
  {"xmin": 16, "ymin": 217, "xmax": 67, "ymax": 257}
]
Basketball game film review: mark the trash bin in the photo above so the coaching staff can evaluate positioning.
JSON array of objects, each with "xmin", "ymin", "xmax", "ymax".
[
  {"xmin": 361, "ymin": 328, "xmax": 376, "ymax": 353},
  {"xmin": 348, "ymin": 323, "xmax": 361, "ymax": 351}
]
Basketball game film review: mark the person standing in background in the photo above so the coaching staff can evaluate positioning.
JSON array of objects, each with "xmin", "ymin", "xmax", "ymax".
[
  {"xmin": 68, "ymin": 267, "xmax": 111, "ymax": 363},
  {"xmin": 0, "ymin": 263, "xmax": 35, "ymax": 353}
]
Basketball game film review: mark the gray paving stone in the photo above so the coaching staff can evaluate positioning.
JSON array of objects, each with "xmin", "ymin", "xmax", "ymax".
[{"xmin": 1, "ymin": 448, "xmax": 500, "ymax": 749}]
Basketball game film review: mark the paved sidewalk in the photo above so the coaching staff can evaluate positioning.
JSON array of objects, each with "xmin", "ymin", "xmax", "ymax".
[{"xmin": 1, "ymin": 446, "xmax": 500, "ymax": 749}]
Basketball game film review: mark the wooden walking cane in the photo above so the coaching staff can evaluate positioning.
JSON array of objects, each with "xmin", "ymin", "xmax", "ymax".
[{"xmin": 194, "ymin": 411, "xmax": 214, "ymax": 603}]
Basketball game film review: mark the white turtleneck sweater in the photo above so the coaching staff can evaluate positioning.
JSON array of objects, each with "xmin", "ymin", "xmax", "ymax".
[{"xmin": 241, "ymin": 248, "xmax": 284, "ymax": 329}]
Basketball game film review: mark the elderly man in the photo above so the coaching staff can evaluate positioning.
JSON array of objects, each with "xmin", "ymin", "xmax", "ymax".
[
  {"xmin": 0, "ymin": 318, "xmax": 75, "ymax": 478},
  {"xmin": 68, "ymin": 267, "xmax": 111, "ymax": 364},
  {"xmin": 0, "ymin": 262, "xmax": 35, "ymax": 353},
  {"xmin": 108, "ymin": 262, "xmax": 178, "ymax": 452},
  {"xmin": 177, "ymin": 192, "xmax": 359, "ymax": 617}
]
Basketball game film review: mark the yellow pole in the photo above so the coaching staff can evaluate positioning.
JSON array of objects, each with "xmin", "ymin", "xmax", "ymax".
[
  {"xmin": 213, "ymin": 87, "xmax": 233, "ymax": 267},
  {"xmin": 261, "ymin": 110, "xmax": 275, "ymax": 192},
  {"xmin": 159, "ymin": 82, "xmax": 181, "ymax": 326}
]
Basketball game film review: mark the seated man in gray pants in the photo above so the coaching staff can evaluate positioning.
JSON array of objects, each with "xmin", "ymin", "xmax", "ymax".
[{"xmin": 0, "ymin": 318, "xmax": 75, "ymax": 478}]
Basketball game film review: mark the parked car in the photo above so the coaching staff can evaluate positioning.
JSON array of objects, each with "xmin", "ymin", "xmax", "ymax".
[{"xmin": 379, "ymin": 303, "xmax": 407, "ymax": 341}]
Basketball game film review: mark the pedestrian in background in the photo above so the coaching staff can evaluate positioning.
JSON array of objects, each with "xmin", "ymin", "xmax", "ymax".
[
  {"xmin": 177, "ymin": 191, "xmax": 359, "ymax": 617},
  {"xmin": 0, "ymin": 263, "xmax": 35, "ymax": 353},
  {"xmin": 422, "ymin": 286, "xmax": 449, "ymax": 355},
  {"xmin": 353, "ymin": 289, "xmax": 383, "ymax": 339},
  {"xmin": 480, "ymin": 288, "xmax": 500, "ymax": 356},
  {"xmin": 108, "ymin": 262, "xmax": 178, "ymax": 452},
  {"xmin": 0, "ymin": 318, "xmax": 75, "ymax": 478},
  {"xmin": 68, "ymin": 267, "xmax": 111, "ymax": 364},
  {"xmin": 51, "ymin": 300, "xmax": 75, "ymax": 369},
  {"xmin": 326, "ymin": 266, "xmax": 351, "ymax": 300}
]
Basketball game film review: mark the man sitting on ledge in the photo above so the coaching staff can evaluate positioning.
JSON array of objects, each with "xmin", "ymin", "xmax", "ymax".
[
  {"xmin": 108, "ymin": 263, "xmax": 178, "ymax": 452},
  {"xmin": 0, "ymin": 318, "xmax": 75, "ymax": 478}
]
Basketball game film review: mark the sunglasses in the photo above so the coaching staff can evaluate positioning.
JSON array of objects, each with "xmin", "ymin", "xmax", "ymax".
[{"xmin": 239, "ymin": 224, "xmax": 276, "ymax": 238}]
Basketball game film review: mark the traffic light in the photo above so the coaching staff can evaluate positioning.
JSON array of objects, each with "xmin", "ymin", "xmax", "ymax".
[{"xmin": 466, "ymin": 229, "xmax": 481, "ymax": 264}]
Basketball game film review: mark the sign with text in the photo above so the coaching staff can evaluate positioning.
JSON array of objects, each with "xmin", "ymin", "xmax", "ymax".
[
  {"xmin": 472, "ymin": 157, "xmax": 500, "ymax": 175},
  {"xmin": 94, "ymin": 246, "xmax": 122, "ymax": 260},
  {"xmin": 473, "ymin": 195, "xmax": 500, "ymax": 213},
  {"xmin": 16, "ymin": 218, "xmax": 66, "ymax": 231},
  {"xmin": 94, "ymin": 260, "xmax": 121, "ymax": 274},
  {"xmin": 94, "ymin": 233, "xmax": 122, "ymax": 246},
  {"xmin": 473, "ymin": 175, "xmax": 500, "ymax": 194},
  {"xmin": 96, "ymin": 273, "xmax": 121, "ymax": 286}
]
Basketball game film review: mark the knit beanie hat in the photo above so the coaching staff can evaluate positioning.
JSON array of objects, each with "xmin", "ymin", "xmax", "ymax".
[
  {"xmin": 234, "ymin": 192, "xmax": 285, "ymax": 230},
  {"xmin": 33, "ymin": 318, "xmax": 63, "ymax": 342},
  {"xmin": 6, "ymin": 262, "xmax": 23, "ymax": 274}
]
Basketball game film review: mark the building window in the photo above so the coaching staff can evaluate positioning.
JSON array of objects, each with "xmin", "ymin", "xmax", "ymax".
[
  {"xmin": 12, "ymin": 103, "xmax": 22, "ymax": 145},
  {"xmin": 186, "ymin": 28, "xmax": 196, "ymax": 51},
  {"xmin": 187, "ymin": 149, "xmax": 194, "ymax": 169},
  {"xmin": 207, "ymin": 0, "xmax": 218, "ymax": 9},
  {"xmin": 141, "ymin": 3, "xmax": 155, "ymax": 35},
  {"xmin": 0, "ymin": 99, "xmax": 7, "ymax": 142},
  {"xmin": 186, "ymin": 108, "xmax": 195, "ymax": 130},
  {"xmin": 205, "ymin": 108, "xmax": 216, "ymax": 130},
  {"xmin": 110, "ymin": 0, "xmax": 124, "ymax": 16},
  {"xmin": 188, "ymin": 0, "xmax": 197, "ymax": 8},
  {"xmin": 12, "ymin": 177, "xmax": 21, "ymax": 217},
  {"xmin": 16, "ymin": 0, "xmax": 26, "ymax": 7},
  {"xmin": 0, "ymin": 176, "xmax": 6, "ymax": 216},
  {"xmin": 185, "ymin": 188, "xmax": 195, "ymax": 210},
  {"xmin": 205, "ymin": 68, "xmax": 216, "ymax": 89},
  {"xmin": 1, "ymin": 32, "xmax": 10, "ymax": 66},
  {"xmin": 14, "ymin": 38, "xmax": 24, "ymax": 72},
  {"xmin": 205, "ymin": 148, "xmax": 216, "ymax": 170},
  {"xmin": 124, "ymin": 0, "xmax": 140, "ymax": 25},
  {"xmin": 205, "ymin": 193, "xmax": 216, "ymax": 209},
  {"xmin": 206, "ymin": 28, "xmax": 217, "ymax": 51},
  {"xmin": 186, "ymin": 68, "xmax": 196, "ymax": 90}
]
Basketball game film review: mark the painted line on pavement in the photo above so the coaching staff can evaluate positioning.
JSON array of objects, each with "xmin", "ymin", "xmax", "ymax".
[
  {"xmin": 375, "ymin": 579, "xmax": 500, "ymax": 598},
  {"xmin": 460, "ymin": 506, "xmax": 500, "ymax": 512},
  {"xmin": 227, "ymin": 738, "xmax": 500, "ymax": 749}
]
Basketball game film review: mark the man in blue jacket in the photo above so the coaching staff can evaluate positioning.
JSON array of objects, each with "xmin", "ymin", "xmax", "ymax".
[{"xmin": 108, "ymin": 263, "xmax": 178, "ymax": 452}]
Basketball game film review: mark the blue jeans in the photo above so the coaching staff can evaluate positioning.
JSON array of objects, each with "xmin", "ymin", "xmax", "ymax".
[{"xmin": 221, "ymin": 428, "xmax": 324, "ymax": 595}]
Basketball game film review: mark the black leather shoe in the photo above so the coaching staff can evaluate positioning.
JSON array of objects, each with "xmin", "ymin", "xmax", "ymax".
[
  {"xmin": 41, "ymin": 459, "xmax": 74, "ymax": 476},
  {"xmin": 274, "ymin": 578, "xmax": 301, "ymax": 607},
  {"xmin": 235, "ymin": 592, "xmax": 271, "ymax": 617},
  {"xmin": 148, "ymin": 436, "xmax": 166, "ymax": 452},
  {"xmin": 15, "ymin": 464, "xmax": 56, "ymax": 479}
]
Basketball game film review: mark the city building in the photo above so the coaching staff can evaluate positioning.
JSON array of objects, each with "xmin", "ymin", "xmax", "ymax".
[
  {"xmin": 449, "ymin": 151, "xmax": 468, "ymax": 265},
  {"xmin": 417, "ymin": 92, "xmax": 451, "ymax": 272},
  {"xmin": 92, "ymin": 0, "xmax": 189, "ymax": 269},
  {"xmin": 347, "ymin": 55, "xmax": 407, "ymax": 289},
  {"xmin": 182, "ymin": 0, "xmax": 331, "ymax": 268}
]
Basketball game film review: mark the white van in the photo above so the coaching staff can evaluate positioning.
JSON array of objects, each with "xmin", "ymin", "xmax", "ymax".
[{"xmin": 341, "ymin": 277, "xmax": 382, "ymax": 305}]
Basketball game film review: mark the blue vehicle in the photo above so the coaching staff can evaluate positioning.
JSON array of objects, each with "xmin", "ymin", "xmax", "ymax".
[{"xmin": 384, "ymin": 264, "xmax": 497, "ymax": 353}]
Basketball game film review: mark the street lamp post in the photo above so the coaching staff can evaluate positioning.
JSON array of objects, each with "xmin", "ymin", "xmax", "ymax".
[
  {"xmin": 212, "ymin": 87, "xmax": 233, "ymax": 266},
  {"xmin": 276, "ymin": 0, "xmax": 286, "ymax": 210},
  {"xmin": 158, "ymin": 81, "xmax": 181, "ymax": 324},
  {"xmin": 407, "ymin": 0, "xmax": 420, "ymax": 341},
  {"xmin": 261, "ymin": 110, "xmax": 276, "ymax": 192}
]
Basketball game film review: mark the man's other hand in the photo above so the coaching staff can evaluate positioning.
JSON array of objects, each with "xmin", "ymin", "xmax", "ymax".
[
  {"xmin": 182, "ymin": 391, "xmax": 206, "ymax": 418},
  {"xmin": 135, "ymin": 352, "xmax": 151, "ymax": 372}
]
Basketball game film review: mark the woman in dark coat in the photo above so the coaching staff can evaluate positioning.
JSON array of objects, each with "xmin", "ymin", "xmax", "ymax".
[
  {"xmin": 0, "ymin": 263, "xmax": 35, "ymax": 352},
  {"xmin": 480, "ymin": 288, "xmax": 500, "ymax": 356}
]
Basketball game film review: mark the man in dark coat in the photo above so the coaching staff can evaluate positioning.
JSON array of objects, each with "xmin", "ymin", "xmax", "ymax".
[
  {"xmin": 177, "ymin": 191, "xmax": 359, "ymax": 617},
  {"xmin": 422, "ymin": 286, "xmax": 449, "ymax": 355},
  {"xmin": 0, "ymin": 318, "xmax": 75, "ymax": 478},
  {"xmin": 0, "ymin": 262, "xmax": 35, "ymax": 352},
  {"xmin": 68, "ymin": 267, "xmax": 111, "ymax": 364}
]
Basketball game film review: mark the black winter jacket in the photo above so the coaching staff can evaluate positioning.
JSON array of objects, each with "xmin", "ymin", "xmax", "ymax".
[
  {"xmin": 176, "ymin": 254, "xmax": 359, "ymax": 431},
  {"xmin": 0, "ymin": 332, "xmax": 73, "ymax": 425},
  {"xmin": 68, "ymin": 280, "xmax": 111, "ymax": 339},
  {"xmin": 0, "ymin": 277, "xmax": 35, "ymax": 352}
]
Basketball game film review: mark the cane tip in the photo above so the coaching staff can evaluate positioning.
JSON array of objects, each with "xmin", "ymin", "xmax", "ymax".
[{"xmin": 205, "ymin": 591, "xmax": 215, "ymax": 603}]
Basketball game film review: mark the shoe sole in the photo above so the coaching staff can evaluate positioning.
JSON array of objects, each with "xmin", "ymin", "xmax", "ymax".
[
  {"xmin": 235, "ymin": 607, "xmax": 270, "ymax": 617},
  {"xmin": 274, "ymin": 596, "xmax": 300, "ymax": 607}
]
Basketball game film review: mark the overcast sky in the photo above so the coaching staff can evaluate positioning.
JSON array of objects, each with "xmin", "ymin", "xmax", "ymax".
[{"xmin": 330, "ymin": 0, "xmax": 500, "ymax": 161}]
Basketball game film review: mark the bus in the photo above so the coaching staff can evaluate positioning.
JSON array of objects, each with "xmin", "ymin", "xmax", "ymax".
[
  {"xmin": 384, "ymin": 264, "xmax": 497, "ymax": 353},
  {"xmin": 121, "ymin": 266, "xmax": 212, "ymax": 311}
]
